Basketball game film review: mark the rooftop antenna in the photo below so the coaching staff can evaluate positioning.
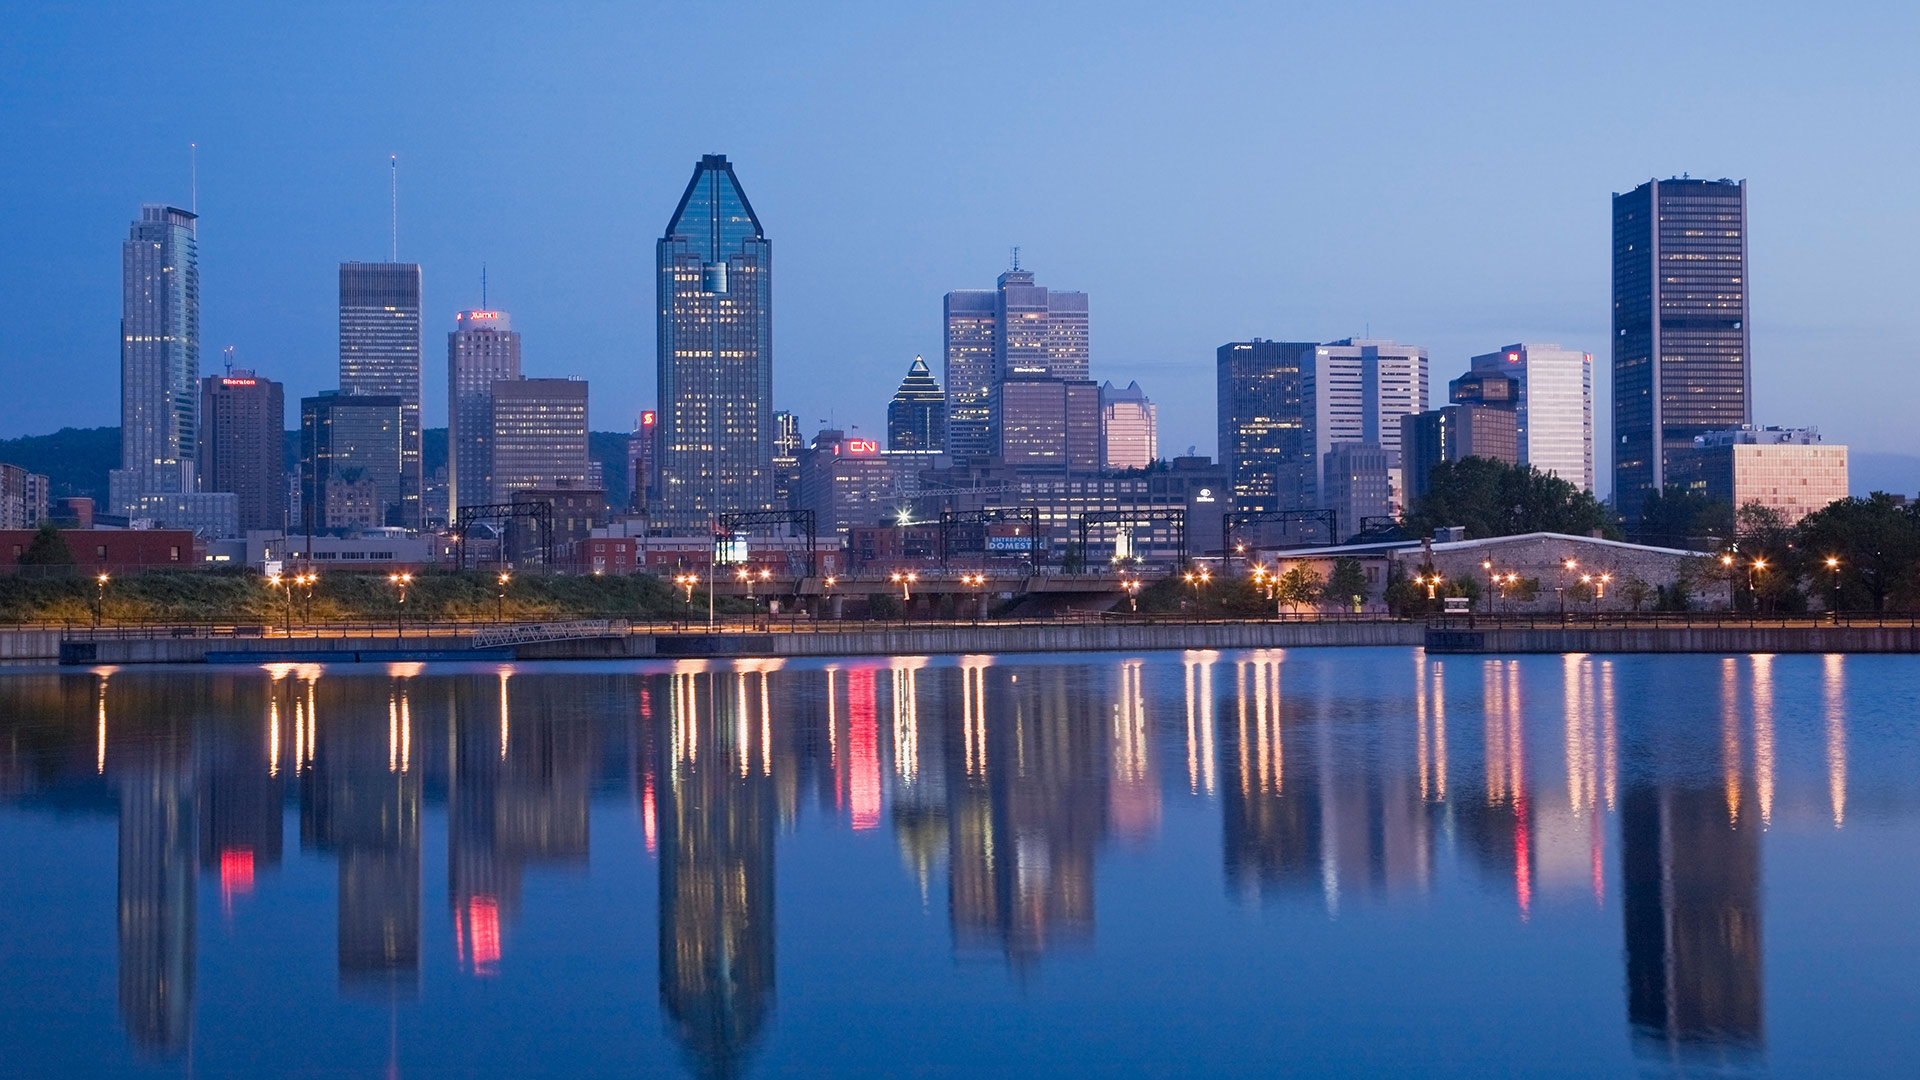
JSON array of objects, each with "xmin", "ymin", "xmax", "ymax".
[
  {"xmin": 223, "ymin": 345, "xmax": 234, "ymax": 376},
  {"xmin": 389, "ymin": 155, "xmax": 399, "ymax": 261},
  {"xmin": 1009, "ymin": 245, "xmax": 1020, "ymax": 271},
  {"xmin": 190, "ymin": 143, "xmax": 198, "ymax": 214},
  {"xmin": 481, "ymin": 264, "xmax": 487, "ymax": 309}
]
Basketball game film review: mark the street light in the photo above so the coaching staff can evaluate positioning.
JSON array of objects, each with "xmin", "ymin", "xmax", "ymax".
[
  {"xmin": 1122, "ymin": 576, "xmax": 1143, "ymax": 613},
  {"xmin": 94, "ymin": 572, "xmax": 109, "ymax": 628},
  {"xmin": 1483, "ymin": 559, "xmax": 1495, "ymax": 614},
  {"xmin": 296, "ymin": 572, "xmax": 317, "ymax": 626},
  {"xmin": 388, "ymin": 571, "xmax": 413, "ymax": 638},
  {"xmin": 1749, "ymin": 558, "xmax": 1767, "ymax": 612},
  {"xmin": 1414, "ymin": 572, "xmax": 1441, "ymax": 601},
  {"xmin": 496, "ymin": 571, "xmax": 511, "ymax": 623},
  {"xmin": 890, "ymin": 570, "xmax": 917, "ymax": 602},
  {"xmin": 269, "ymin": 571, "xmax": 292, "ymax": 635},
  {"xmin": 1825, "ymin": 556, "xmax": 1842, "ymax": 615}
]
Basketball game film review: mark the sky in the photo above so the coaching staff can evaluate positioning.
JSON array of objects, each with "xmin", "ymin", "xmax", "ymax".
[{"xmin": 2, "ymin": 1, "xmax": 1917, "ymax": 499}]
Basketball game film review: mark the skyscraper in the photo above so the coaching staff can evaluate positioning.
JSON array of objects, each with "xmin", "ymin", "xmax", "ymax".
[
  {"xmin": 942, "ymin": 291, "xmax": 997, "ymax": 459},
  {"xmin": 489, "ymin": 378, "xmax": 590, "ymax": 502},
  {"xmin": 1216, "ymin": 340, "xmax": 1316, "ymax": 514},
  {"xmin": 1612, "ymin": 178, "xmax": 1750, "ymax": 522},
  {"xmin": 447, "ymin": 309, "xmax": 522, "ymax": 514},
  {"xmin": 339, "ymin": 262, "xmax": 423, "ymax": 528},
  {"xmin": 944, "ymin": 264, "xmax": 1090, "ymax": 461},
  {"xmin": 1470, "ymin": 343, "xmax": 1594, "ymax": 491},
  {"xmin": 886, "ymin": 356, "xmax": 947, "ymax": 452},
  {"xmin": 112, "ymin": 208, "xmax": 194, "ymax": 497},
  {"xmin": 656, "ymin": 154, "xmax": 774, "ymax": 528},
  {"xmin": 198, "ymin": 371, "xmax": 285, "ymax": 533},
  {"xmin": 300, "ymin": 391, "xmax": 404, "ymax": 533},
  {"xmin": 1302, "ymin": 339, "xmax": 1428, "ymax": 510},
  {"xmin": 1099, "ymin": 381, "xmax": 1157, "ymax": 471}
]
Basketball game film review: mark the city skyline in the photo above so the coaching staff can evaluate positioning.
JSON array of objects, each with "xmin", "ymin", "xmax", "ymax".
[{"xmin": 5, "ymin": 5, "xmax": 1915, "ymax": 502}]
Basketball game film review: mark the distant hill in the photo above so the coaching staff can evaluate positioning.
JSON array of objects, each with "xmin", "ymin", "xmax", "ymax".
[{"xmin": 0, "ymin": 427, "xmax": 120, "ymax": 502}]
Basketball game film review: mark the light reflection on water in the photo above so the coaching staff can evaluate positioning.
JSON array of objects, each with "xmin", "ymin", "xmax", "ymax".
[{"xmin": 0, "ymin": 648, "xmax": 1916, "ymax": 1078}]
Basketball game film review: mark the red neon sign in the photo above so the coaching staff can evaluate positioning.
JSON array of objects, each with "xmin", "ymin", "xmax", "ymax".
[
  {"xmin": 641, "ymin": 410, "xmax": 656, "ymax": 426},
  {"xmin": 847, "ymin": 439, "xmax": 879, "ymax": 455}
]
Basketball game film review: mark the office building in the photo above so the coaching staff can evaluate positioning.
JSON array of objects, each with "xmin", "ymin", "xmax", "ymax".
[
  {"xmin": 197, "ymin": 371, "xmax": 285, "ymax": 533},
  {"xmin": 886, "ymin": 356, "xmax": 947, "ymax": 452},
  {"xmin": 1216, "ymin": 340, "xmax": 1316, "ymax": 514},
  {"xmin": 1322, "ymin": 442, "xmax": 1391, "ymax": 541},
  {"xmin": 945, "ymin": 264, "xmax": 1090, "ymax": 459},
  {"xmin": 1668, "ymin": 426, "xmax": 1847, "ymax": 525},
  {"xmin": 300, "ymin": 391, "xmax": 405, "ymax": 533},
  {"xmin": 1612, "ymin": 178, "xmax": 1750, "ymax": 522},
  {"xmin": 797, "ymin": 429, "xmax": 903, "ymax": 539},
  {"xmin": 1303, "ymin": 339, "xmax": 1427, "ymax": 510},
  {"xmin": 338, "ymin": 263, "xmax": 423, "ymax": 528},
  {"xmin": 908, "ymin": 455, "xmax": 1230, "ymax": 560},
  {"xmin": 489, "ymin": 378, "xmax": 590, "ymax": 503},
  {"xmin": 942, "ymin": 291, "xmax": 997, "ymax": 458},
  {"xmin": 771, "ymin": 409, "xmax": 801, "ymax": 510},
  {"xmin": 628, "ymin": 410, "xmax": 657, "ymax": 512},
  {"xmin": 1469, "ymin": 343, "xmax": 1593, "ymax": 491},
  {"xmin": 992, "ymin": 378, "xmax": 1101, "ymax": 472},
  {"xmin": 1100, "ymin": 381, "xmax": 1157, "ymax": 471},
  {"xmin": 656, "ymin": 154, "xmax": 774, "ymax": 527},
  {"xmin": 110, "ymin": 204, "xmax": 211, "ymax": 517},
  {"xmin": 448, "ymin": 309, "xmax": 521, "ymax": 514},
  {"xmin": 1399, "ymin": 404, "xmax": 1520, "ymax": 503}
]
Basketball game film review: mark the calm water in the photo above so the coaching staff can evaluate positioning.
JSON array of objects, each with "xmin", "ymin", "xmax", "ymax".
[{"xmin": 0, "ymin": 649, "xmax": 1915, "ymax": 1078}]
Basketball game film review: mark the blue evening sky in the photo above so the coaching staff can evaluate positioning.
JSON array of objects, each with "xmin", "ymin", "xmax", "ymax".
[{"xmin": 3, "ymin": 1, "xmax": 1915, "ymax": 496}]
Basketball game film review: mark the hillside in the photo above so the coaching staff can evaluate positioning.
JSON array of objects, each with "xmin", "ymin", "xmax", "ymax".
[{"xmin": 0, "ymin": 427, "xmax": 119, "ymax": 502}]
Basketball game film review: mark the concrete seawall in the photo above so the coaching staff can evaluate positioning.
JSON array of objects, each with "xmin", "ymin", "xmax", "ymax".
[
  {"xmin": 1425, "ymin": 624, "xmax": 1920, "ymax": 654},
  {"xmin": 14, "ymin": 618, "xmax": 1920, "ymax": 667}
]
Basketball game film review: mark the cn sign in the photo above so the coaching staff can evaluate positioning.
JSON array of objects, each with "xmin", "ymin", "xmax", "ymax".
[{"xmin": 846, "ymin": 439, "xmax": 879, "ymax": 455}]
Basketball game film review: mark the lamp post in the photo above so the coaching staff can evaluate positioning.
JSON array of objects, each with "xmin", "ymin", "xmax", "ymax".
[
  {"xmin": 496, "ymin": 572, "xmax": 511, "ymax": 623},
  {"xmin": 1482, "ymin": 559, "xmax": 1495, "ymax": 614},
  {"xmin": 1122, "ymin": 576, "xmax": 1142, "ymax": 613},
  {"xmin": 822, "ymin": 575, "xmax": 837, "ymax": 621},
  {"xmin": 270, "ymin": 572, "xmax": 292, "ymax": 636},
  {"xmin": 94, "ymin": 572, "xmax": 108, "ymax": 628},
  {"xmin": 297, "ymin": 572, "xmax": 317, "ymax": 626},
  {"xmin": 1561, "ymin": 558, "xmax": 1579, "ymax": 616},
  {"xmin": 1825, "ymin": 556, "xmax": 1842, "ymax": 616},
  {"xmin": 388, "ymin": 572, "xmax": 412, "ymax": 639},
  {"xmin": 1749, "ymin": 557, "xmax": 1767, "ymax": 614}
]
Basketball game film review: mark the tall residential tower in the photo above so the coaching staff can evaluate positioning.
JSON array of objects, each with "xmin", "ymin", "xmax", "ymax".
[
  {"xmin": 656, "ymin": 155, "xmax": 774, "ymax": 526},
  {"xmin": 1612, "ymin": 177, "xmax": 1749, "ymax": 522}
]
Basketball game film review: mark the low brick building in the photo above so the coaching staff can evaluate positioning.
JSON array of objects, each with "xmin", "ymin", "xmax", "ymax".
[{"xmin": 0, "ymin": 529, "xmax": 202, "ymax": 572}]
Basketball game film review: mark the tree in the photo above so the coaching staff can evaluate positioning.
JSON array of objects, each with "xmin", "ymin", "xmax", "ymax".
[
  {"xmin": 19, "ymin": 522, "xmax": 73, "ymax": 567},
  {"xmin": 1634, "ymin": 485, "xmax": 1732, "ymax": 546},
  {"xmin": 1795, "ymin": 493, "xmax": 1920, "ymax": 612},
  {"xmin": 1323, "ymin": 557, "xmax": 1369, "ymax": 612},
  {"xmin": 1402, "ymin": 457, "xmax": 1615, "ymax": 541},
  {"xmin": 1618, "ymin": 574, "xmax": 1656, "ymax": 613},
  {"xmin": 1274, "ymin": 565, "xmax": 1324, "ymax": 612}
]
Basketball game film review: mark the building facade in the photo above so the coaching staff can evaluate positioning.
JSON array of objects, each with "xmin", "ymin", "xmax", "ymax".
[
  {"xmin": 941, "ymin": 291, "xmax": 997, "ymax": 459},
  {"xmin": 339, "ymin": 263, "xmax": 424, "ymax": 527},
  {"xmin": 300, "ymin": 391, "xmax": 405, "ymax": 533},
  {"xmin": 656, "ymin": 154, "xmax": 774, "ymax": 528},
  {"xmin": 991, "ymin": 378, "xmax": 1101, "ymax": 472},
  {"xmin": 887, "ymin": 356, "xmax": 947, "ymax": 452},
  {"xmin": 111, "ymin": 204, "xmax": 202, "ymax": 516},
  {"xmin": 1303, "ymin": 339, "xmax": 1427, "ymax": 510},
  {"xmin": 1216, "ymin": 340, "xmax": 1315, "ymax": 514},
  {"xmin": 1612, "ymin": 178, "xmax": 1750, "ymax": 522},
  {"xmin": 1322, "ymin": 442, "xmax": 1391, "ymax": 541},
  {"xmin": 796, "ymin": 430, "xmax": 902, "ymax": 540},
  {"xmin": 197, "ymin": 371, "xmax": 285, "ymax": 533},
  {"xmin": 0, "ymin": 464, "xmax": 50, "ymax": 530},
  {"xmin": 489, "ymin": 378, "xmax": 590, "ymax": 503},
  {"xmin": 1669, "ymin": 426, "xmax": 1848, "ymax": 525},
  {"xmin": 944, "ymin": 266, "xmax": 1089, "ymax": 461},
  {"xmin": 1399, "ymin": 405, "xmax": 1520, "ymax": 503},
  {"xmin": 1469, "ymin": 343, "xmax": 1593, "ymax": 491},
  {"xmin": 447, "ymin": 309, "xmax": 521, "ymax": 514},
  {"xmin": 1100, "ymin": 381, "xmax": 1157, "ymax": 471}
]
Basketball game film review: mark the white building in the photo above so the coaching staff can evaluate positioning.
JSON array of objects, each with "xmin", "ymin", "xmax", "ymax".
[
  {"xmin": 1470, "ymin": 343, "xmax": 1593, "ymax": 491},
  {"xmin": 1099, "ymin": 381, "xmax": 1157, "ymax": 470},
  {"xmin": 1304, "ymin": 339, "xmax": 1428, "ymax": 511}
]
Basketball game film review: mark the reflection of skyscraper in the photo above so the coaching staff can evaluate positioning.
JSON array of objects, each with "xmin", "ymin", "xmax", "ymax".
[
  {"xmin": 117, "ymin": 739, "xmax": 196, "ymax": 1054},
  {"xmin": 1621, "ymin": 785, "xmax": 1764, "ymax": 1058},
  {"xmin": 658, "ymin": 664, "xmax": 776, "ymax": 1077},
  {"xmin": 1221, "ymin": 654, "xmax": 1318, "ymax": 900},
  {"xmin": 302, "ymin": 678, "xmax": 422, "ymax": 989},
  {"xmin": 945, "ymin": 663, "xmax": 1105, "ymax": 968}
]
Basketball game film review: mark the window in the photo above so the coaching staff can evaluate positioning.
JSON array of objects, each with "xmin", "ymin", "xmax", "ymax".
[
  {"xmin": 170, "ymin": 546, "xmax": 181, "ymax": 561},
  {"xmin": 96, "ymin": 546, "xmax": 107, "ymax": 560}
]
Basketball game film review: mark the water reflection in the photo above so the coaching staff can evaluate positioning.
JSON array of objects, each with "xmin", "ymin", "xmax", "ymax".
[{"xmin": 0, "ymin": 650, "xmax": 1905, "ymax": 1075}]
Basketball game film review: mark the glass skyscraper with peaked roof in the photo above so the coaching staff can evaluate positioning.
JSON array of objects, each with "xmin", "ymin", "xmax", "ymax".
[{"xmin": 656, "ymin": 154, "xmax": 774, "ymax": 527}]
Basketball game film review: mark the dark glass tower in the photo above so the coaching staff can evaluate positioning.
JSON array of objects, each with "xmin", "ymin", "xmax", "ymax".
[
  {"xmin": 656, "ymin": 155, "xmax": 774, "ymax": 528},
  {"xmin": 886, "ymin": 356, "xmax": 947, "ymax": 452},
  {"xmin": 339, "ymin": 263, "xmax": 424, "ymax": 528},
  {"xmin": 1611, "ymin": 178, "xmax": 1750, "ymax": 523},
  {"xmin": 110, "ymin": 205, "xmax": 200, "ymax": 513},
  {"xmin": 1216, "ymin": 340, "xmax": 1316, "ymax": 513}
]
